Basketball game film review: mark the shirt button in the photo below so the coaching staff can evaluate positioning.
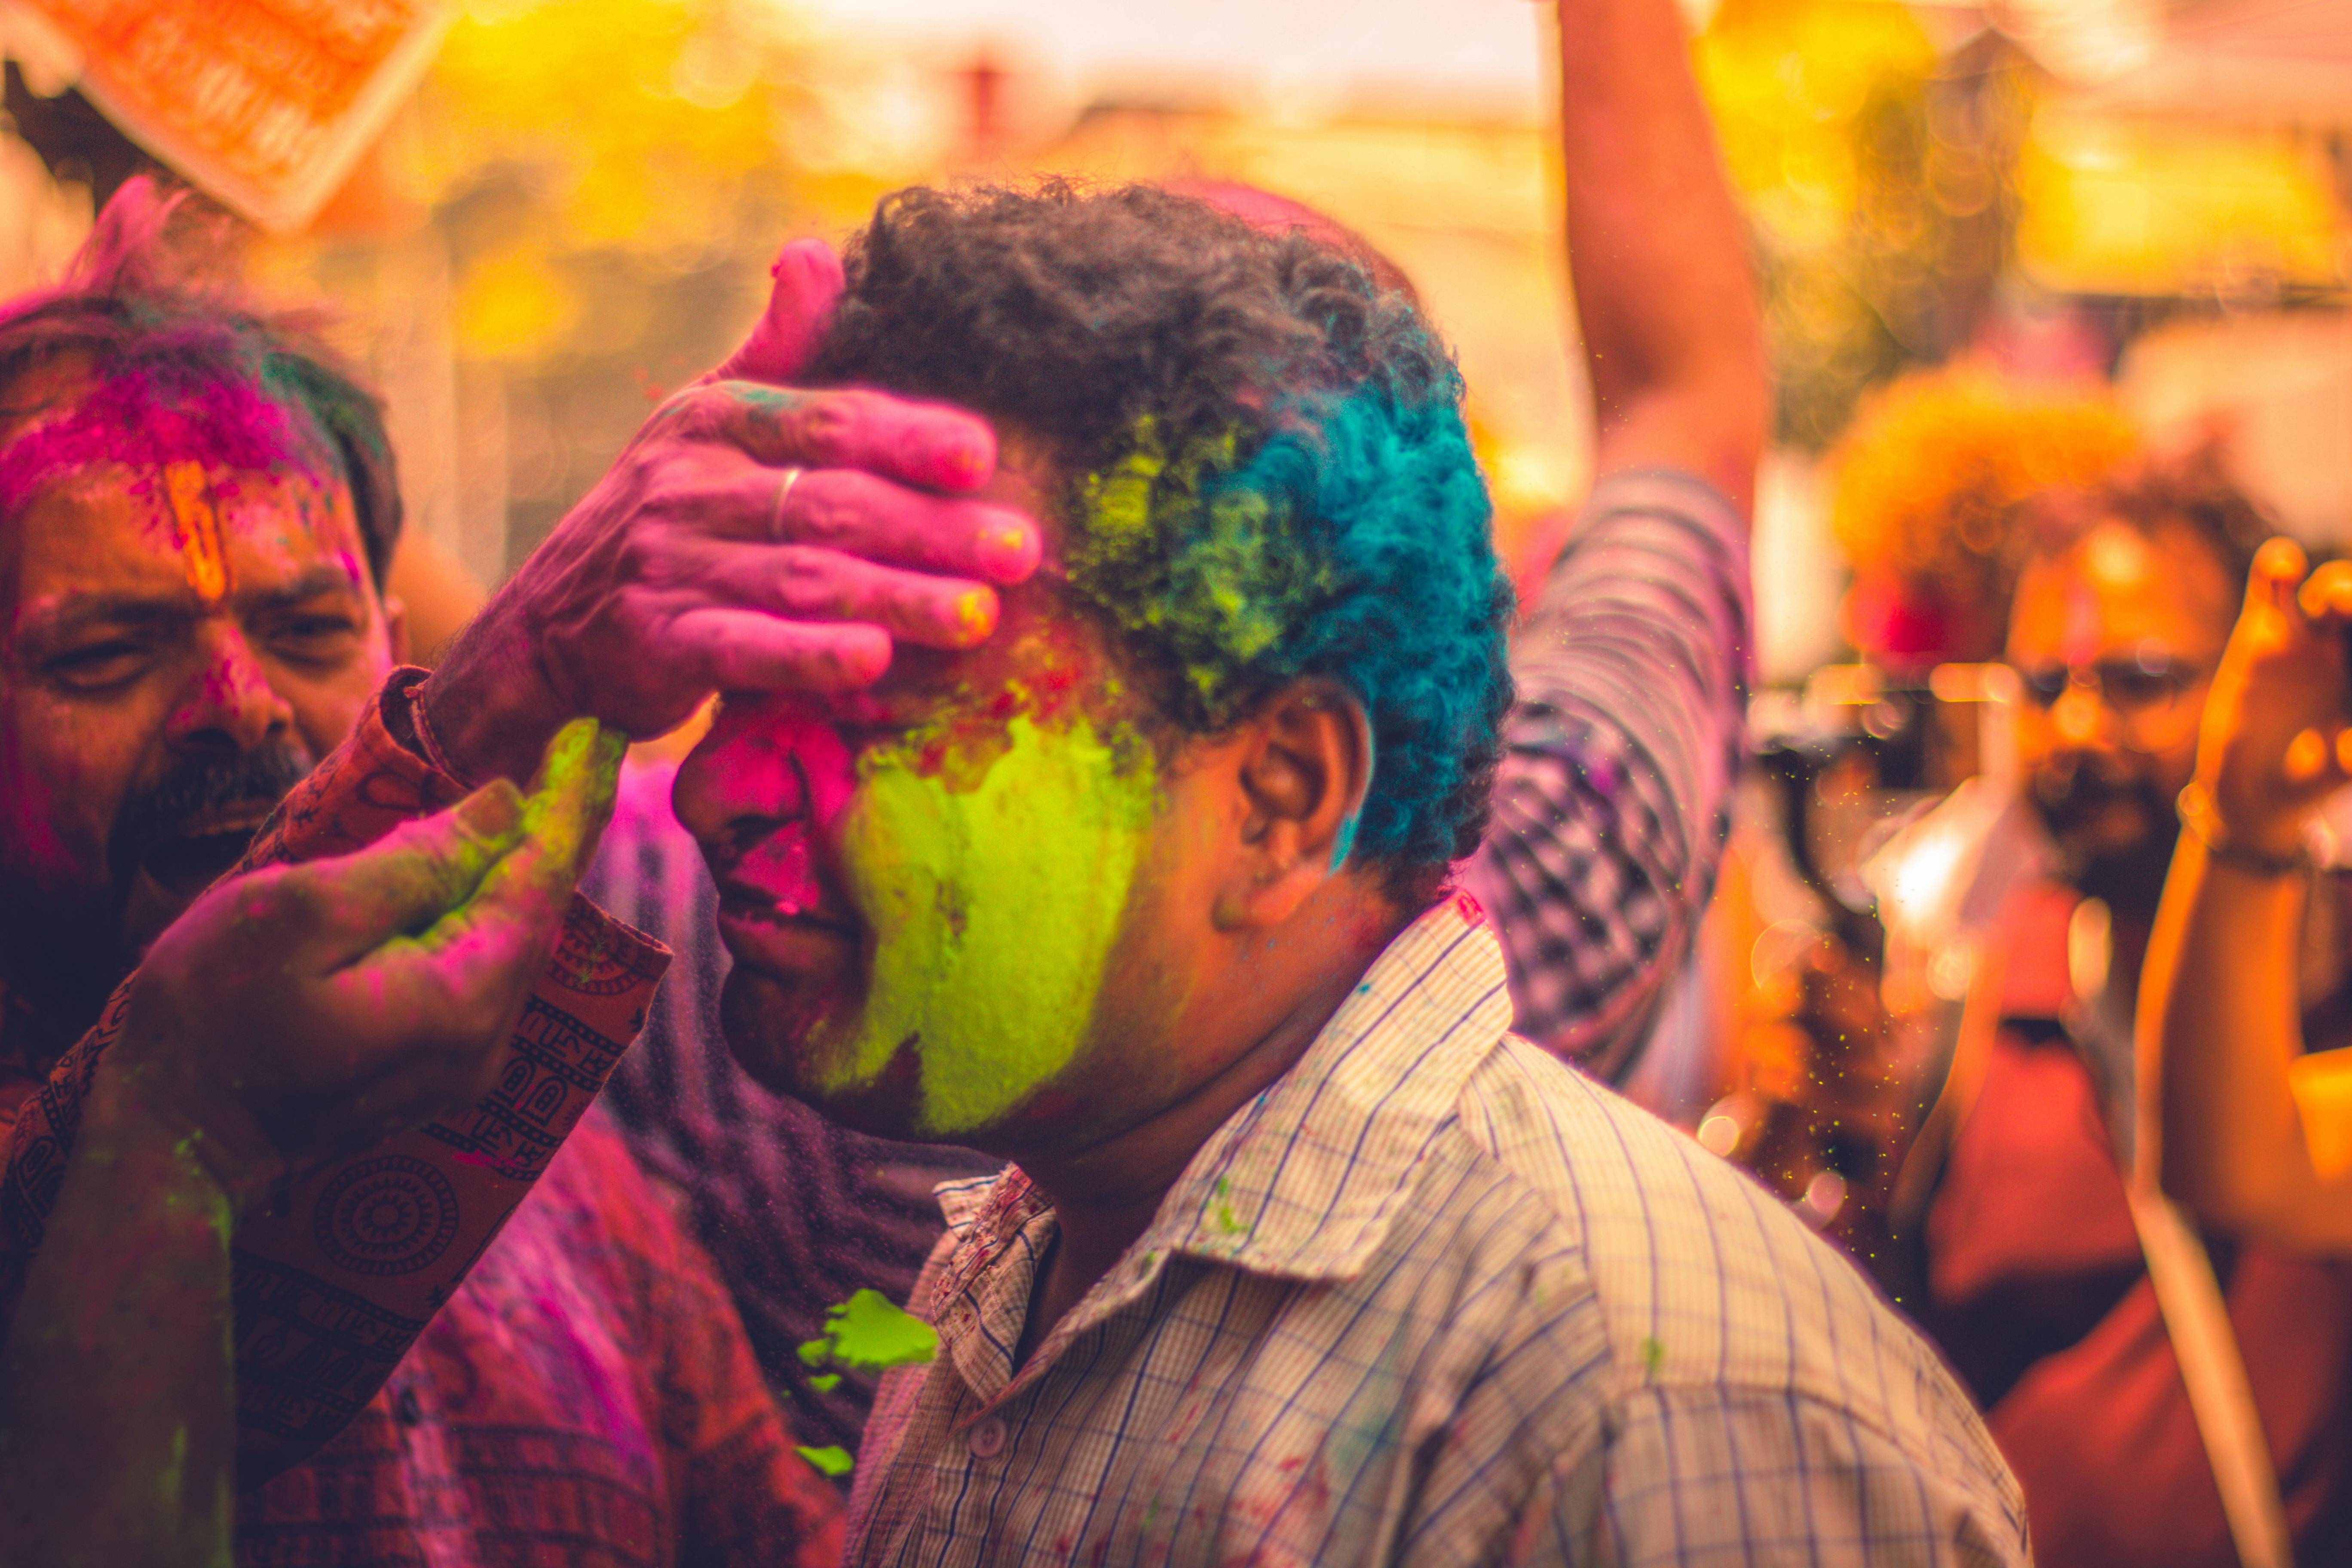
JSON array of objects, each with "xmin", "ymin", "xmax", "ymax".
[{"xmin": 967, "ymin": 1416, "xmax": 1008, "ymax": 1459}]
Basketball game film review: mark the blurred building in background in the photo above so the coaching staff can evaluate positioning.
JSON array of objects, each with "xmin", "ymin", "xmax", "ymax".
[
  {"xmin": 7, "ymin": 0, "xmax": 2344, "ymax": 670},
  {"xmin": 3, "ymin": 0, "xmax": 2346, "ymax": 641}
]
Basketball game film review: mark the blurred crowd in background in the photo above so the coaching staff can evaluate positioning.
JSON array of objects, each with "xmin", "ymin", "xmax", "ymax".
[
  {"xmin": 8, "ymin": 0, "xmax": 2352, "ymax": 1559},
  {"xmin": 18, "ymin": 0, "xmax": 2333, "ymax": 1205}
]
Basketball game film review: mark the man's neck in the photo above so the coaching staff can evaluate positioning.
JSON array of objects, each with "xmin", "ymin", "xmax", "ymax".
[{"xmin": 1000, "ymin": 931, "xmax": 1392, "ymax": 1368}]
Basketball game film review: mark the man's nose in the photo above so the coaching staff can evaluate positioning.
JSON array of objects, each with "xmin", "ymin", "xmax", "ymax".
[
  {"xmin": 2051, "ymin": 683, "xmax": 2112, "ymax": 749},
  {"xmin": 672, "ymin": 700, "xmax": 852, "ymax": 860},
  {"xmin": 164, "ymin": 621, "xmax": 295, "ymax": 758}
]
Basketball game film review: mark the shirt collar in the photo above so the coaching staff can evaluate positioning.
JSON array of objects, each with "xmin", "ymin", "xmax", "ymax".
[
  {"xmin": 1145, "ymin": 892, "xmax": 1513, "ymax": 1282},
  {"xmin": 920, "ymin": 894, "xmax": 1515, "ymax": 1395},
  {"xmin": 926, "ymin": 893, "xmax": 1514, "ymax": 1288}
]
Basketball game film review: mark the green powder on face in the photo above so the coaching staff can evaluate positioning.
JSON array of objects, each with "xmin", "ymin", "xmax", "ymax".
[{"xmin": 827, "ymin": 713, "xmax": 1161, "ymax": 1135}]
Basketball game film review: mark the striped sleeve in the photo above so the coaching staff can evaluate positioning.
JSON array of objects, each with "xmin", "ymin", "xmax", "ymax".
[{"xmin": 1461, "ymin": 469, "xmax": 1752, "ymax": 1082}]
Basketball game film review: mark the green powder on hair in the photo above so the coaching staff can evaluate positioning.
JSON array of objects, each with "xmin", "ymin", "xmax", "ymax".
[{"xmin": 1068, "ymin": 420, "xmax": 1334, "ymax": 717}]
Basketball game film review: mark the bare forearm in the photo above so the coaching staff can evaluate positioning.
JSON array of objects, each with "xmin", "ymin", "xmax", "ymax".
[
  {"xmin": 2139, "ymin": 841, "xmax": 2331, "ymax": 1240},
  {"xmin": 1555, "ymin": 0, "xmax": 1766, "ymax": 511},
  {"xmin": 0, "ymin": 1069, "xmax": 241, "ymax": 1567}
]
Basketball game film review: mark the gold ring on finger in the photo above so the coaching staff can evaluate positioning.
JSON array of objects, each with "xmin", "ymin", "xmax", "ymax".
[{"xmin": 769, "ymin": 465, "xmax": 805, "ymax": 541}]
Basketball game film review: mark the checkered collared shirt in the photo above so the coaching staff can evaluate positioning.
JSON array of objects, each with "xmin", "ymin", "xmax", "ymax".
[
  {"xmin": 845, "ymin": 899, "xmax": 2028, "ymax": 1566},
  {"xmin": 1465, "ymin": 469, "xmax": 1752, "ymax": 1082}
]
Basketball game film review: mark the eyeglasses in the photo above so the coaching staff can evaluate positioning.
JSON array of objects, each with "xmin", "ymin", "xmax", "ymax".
[{"xmin": 2008, "ymin": 652, "xmax": 2209, "ymax": 746}]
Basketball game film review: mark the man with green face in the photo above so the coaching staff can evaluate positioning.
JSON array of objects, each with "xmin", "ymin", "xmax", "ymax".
[
  {"xmin": 0, "ymin": 184, "xmax": 1039, "ymax": 1565},
  {"xmin": 671, "ymin": 175, "xmax": 2024, "ymax": 1568}
]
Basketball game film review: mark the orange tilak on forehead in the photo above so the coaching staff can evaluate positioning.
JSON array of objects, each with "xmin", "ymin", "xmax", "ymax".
[
  {"xmin": 2053, "ymin": 526, "xmax": 2156, "ymax": 667},
  {"xmin": 162, "ymin": 460, "xmax": 230, "ymax": 601},
  {"xmin": 2056, "ymin": 578, "xmax": 2103, "ymax": 668}
]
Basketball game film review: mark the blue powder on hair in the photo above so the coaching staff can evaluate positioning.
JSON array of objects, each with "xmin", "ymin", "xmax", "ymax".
[{"xmin": 1067, "ymin": 384, "xmax": 1512, "ymax": 886}]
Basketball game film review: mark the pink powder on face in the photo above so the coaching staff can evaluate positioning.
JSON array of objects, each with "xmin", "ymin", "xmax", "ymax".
[
  {"xmin": 2057, "ymin": 580, "xmax": 2104, "ymax": 670},
  {"xmin": 0, "ymin": 368, "xmax": 324, "ymax": 534},
  {"xmin": 710, "ymin": 702, "xmax": 861, "ymax": 916}
]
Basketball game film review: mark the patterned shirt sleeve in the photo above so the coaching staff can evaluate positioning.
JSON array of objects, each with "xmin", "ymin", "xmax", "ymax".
[
  {"xmin": 1460, "ymin": 469, "xmax": 1752, "ymax": 1083},
  {"xmin": 0, "ymin": 669, "xmax": 672, "ymax": 1481},
  {"xmin": 1518, "ymin": 1387, "xmax": 2030, "ymax": 1567}
]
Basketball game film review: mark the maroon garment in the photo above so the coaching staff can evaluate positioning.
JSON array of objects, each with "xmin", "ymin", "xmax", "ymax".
[
  {"xmin": 235, "ymin": 1112, "xmax": 843, "ymax": 1568},
  {"xmin": 0, "ymin": 678, "xmax": 843, "ymax": 1565},
  {"xmin": 1923, "ymin": 1029, "xmax": 2352, "ymax": 1568}
]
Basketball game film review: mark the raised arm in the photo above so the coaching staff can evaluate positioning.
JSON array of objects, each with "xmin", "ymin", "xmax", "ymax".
[
  {"xmin": 1556, "ymin": 0, "xmax": 1767, "ymax": 511},
  {"xmin": 1461, "ymin": 0, "xmax": 1764, "ymax": 1077},
  {"xmin": 2139, "ymin": 540, "xmax": 2352, "ymax": 1249}
]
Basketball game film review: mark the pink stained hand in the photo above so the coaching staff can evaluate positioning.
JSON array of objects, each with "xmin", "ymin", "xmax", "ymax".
[
  {"xmin": 104, "ymin": 720, "xmax": 624, "ymax": 1200},
  {"xmin": 419, "ymin": 238, "xmax": 1043, "ymax": 787}
]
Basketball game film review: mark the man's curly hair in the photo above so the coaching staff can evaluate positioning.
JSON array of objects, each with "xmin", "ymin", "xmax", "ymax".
[
  {"xmin": 1829, "ymin": 368, "xmax": 2140, "ymax": 638},
  {"xmin": 2023, "ymin": 442, "xmax": 2272, "ymax": 594},
  {"xmin": 807, "ymin": 181, "xmax": 1513, "ymax": 909}
]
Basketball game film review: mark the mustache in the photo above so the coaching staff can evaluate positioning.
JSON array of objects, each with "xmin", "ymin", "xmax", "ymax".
[
  {"xmin": 106, "ymin": 745, "xmax": 310, "ymax": 885},
  {"xmin": 2029, "ymin": 756, "xmax": 2178, "ymax": 908},
  {"xmin": 2030, "ymin": 759, "xmax": 2170, "ymax": 833}
]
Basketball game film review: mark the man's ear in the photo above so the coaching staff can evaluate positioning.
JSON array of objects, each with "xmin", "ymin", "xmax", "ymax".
[{"xmin": 1213, "ymin": 679, "xmax": 1375, "ymax": 931}]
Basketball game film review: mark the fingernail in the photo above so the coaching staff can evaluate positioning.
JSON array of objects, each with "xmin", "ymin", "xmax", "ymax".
[
  {"xmin": 977, "ymin": 522, "xmax": 1038, "ymax": 582},
  {"xmin": 842, "ymin": 633, "xmax": 892, "ymax": 686},
  {"xmin": 930, "ymin": 438, "xmax": 989, "ymax": 490},
  {"xmin": 544, "ymin": 722, "xmax": 590, "ymax": 787},
  {"xmin": 951, "ymin": 588, "xmax": 997, "ymax": 644},
  {"xmin": 526, "ymin": 719, "xmax": 602, "ymax": 829}
]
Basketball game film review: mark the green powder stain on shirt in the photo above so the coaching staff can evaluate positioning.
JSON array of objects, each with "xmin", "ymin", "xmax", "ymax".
[
  {"xmin": 818, "ymin": 1289, "xmax": 940, "ymax": 1372},
  {"xmin": 1210, "ymin": 1175, "xmax": 1245, "ymax": 1234},
  {"xmin": 830, "ymin": 713, "xmax": 1160, "ymax": 1135},
  {"xmin": 796, "ymin": 1444, "xmax": 855, "ymax": 1478}
]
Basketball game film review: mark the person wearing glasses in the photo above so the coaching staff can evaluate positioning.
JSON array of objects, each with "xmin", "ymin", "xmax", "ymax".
[{"xmin": 1862, "ymin": 450, "xmax": 2352, "ymax": 1568}]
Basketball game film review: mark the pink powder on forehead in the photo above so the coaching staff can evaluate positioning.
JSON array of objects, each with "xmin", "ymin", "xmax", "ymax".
[{"xmin": 0, "ymin": 368, "xmax": 323, "ymax": 526}]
